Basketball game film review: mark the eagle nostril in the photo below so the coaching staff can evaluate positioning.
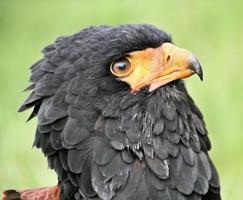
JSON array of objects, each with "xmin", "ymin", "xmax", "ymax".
[{"xmin": 165, "ymin": 54, "xmax": 171, "ymax": 64}]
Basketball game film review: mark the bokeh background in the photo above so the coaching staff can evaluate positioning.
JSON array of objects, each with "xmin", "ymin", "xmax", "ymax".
[{"xmin": 0, "ymin": 0, "xmax": 242, "ymax": 199}]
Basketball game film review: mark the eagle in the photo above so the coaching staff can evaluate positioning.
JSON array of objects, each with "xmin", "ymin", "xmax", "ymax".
[{"xmin": 3, "ymin": 24, "xmax": 221, "ymax": 200}]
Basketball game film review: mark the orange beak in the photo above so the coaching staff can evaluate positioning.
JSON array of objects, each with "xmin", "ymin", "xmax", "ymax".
[{"xmin": 121, "ymin": 43, "xmax": 203, "ymax": 92}]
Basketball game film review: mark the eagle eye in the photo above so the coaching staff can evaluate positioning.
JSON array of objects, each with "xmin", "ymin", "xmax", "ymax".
[{"xmin": 110, "ymin": 57, "xmax": 133, "ymax": 77}]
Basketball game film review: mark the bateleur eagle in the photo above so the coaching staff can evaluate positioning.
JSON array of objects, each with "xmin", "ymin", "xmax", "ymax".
[{"xmin": 3, "ymin": 24, "xmax": 221, "ymax": 200}]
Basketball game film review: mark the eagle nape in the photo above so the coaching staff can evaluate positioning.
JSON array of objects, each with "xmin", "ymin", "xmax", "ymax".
[{"xmin": 3, "ymin": 24, "xmax": 220, "ymax": 200}]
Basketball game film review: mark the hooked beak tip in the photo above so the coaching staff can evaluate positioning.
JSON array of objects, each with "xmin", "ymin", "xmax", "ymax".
[{"xmin": 189, "ymin": 56, "xmax": 203, "ymax": 81}]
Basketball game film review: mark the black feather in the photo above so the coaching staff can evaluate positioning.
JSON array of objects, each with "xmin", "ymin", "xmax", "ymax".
[
  {"xmin": 121, "ymin": 149, "xmax": 134, "ymax": 164},
  {"xmin": 146, "ymin": 156, "xmax": 169, "ymax": 180},
  {"xmin": 67, "ymin": 148, "xmax": 89, "ymax": 174},
  {"xmin": 153, "ymin": 119, "xmax": 165, "ymax": 135},
  {"xmin": 180, "ymin": 144, "xmax": 195, "ymax": 166},
  {"xmin": 93, "ymin": 137, "xmax": 116, "ymax": 166},
  {"xmin": 63, "ymin": 118, "xmax": 90, "ymax": 145},
  {"xmin": 49, "ymin": 130, "xmax": 62, "ymax": 150}
]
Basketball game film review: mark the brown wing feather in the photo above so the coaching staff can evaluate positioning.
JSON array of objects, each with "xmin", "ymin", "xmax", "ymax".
[{"xmin": 3, "ymin": 186, "xmax": 60, "ymax": 200}]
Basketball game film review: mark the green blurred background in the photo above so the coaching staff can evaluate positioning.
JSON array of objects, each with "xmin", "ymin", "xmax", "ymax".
[{"xmin": 0, "ymin": 0, "xmax": 242, "ymax": 199}]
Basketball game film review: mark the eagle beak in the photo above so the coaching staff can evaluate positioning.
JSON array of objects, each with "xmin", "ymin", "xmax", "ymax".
[
  {"xmin": 148, "ymin": 43, "xmax": 203, "ymax": 92},
  {"xmin": 120, "ymin": 42, "xmax": 203, "ymax": 92}
]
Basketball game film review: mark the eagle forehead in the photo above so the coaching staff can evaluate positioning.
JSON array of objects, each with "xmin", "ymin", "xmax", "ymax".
[{"xmin": 71, "ymin": 24, "xmax": 172, "ymax": 56}]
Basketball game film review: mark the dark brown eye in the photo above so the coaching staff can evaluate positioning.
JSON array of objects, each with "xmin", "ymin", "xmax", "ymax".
[{"xmin": 110, "ymin": 58, "xmax": 133, "ymax": 77}]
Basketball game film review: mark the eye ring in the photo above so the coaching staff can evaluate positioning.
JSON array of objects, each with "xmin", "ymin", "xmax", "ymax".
[{"xmin": 110, "ymin": 57, "xmax": 133, "ymax": 77}]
